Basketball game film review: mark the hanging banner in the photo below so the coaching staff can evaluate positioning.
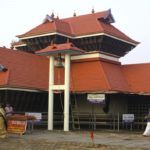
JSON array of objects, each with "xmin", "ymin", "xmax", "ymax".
[{"xmin": 87, "ymin": 94, "xmax": 105, "ymax": 104}]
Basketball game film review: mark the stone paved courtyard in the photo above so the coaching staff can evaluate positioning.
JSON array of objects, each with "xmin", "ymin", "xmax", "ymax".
[{"xmin": 0, "ymin": 130, "xmax": 150, "ymax": 150}]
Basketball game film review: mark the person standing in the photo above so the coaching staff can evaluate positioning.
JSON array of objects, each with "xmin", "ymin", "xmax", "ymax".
[
  {"xmin": 5, "ymin": 103, "xmax": 14, "ymax": 118},
  {"xmin": 143, "ymin": 108, "xmax": 150, "ymax": 136},
  {"xmin": 0, "ymin": 103, "xmax": 7, "ymax": 138}
]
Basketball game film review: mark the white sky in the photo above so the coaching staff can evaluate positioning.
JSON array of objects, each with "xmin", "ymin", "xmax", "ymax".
[{"xmin": 0, "ymin": 0, "xmax": 150, "ymax": 64}]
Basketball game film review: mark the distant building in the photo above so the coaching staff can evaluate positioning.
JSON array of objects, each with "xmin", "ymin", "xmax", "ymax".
[{"xmin": 1, "ymin": 9, "xmax": 150, "ymax": 130}]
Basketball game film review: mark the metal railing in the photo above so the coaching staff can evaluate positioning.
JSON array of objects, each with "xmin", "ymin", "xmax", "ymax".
[{"xmin": 14, "ymin": 111, "xmax": 147, "ymax": 131}]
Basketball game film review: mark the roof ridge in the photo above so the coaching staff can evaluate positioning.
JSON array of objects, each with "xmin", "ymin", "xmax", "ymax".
[
  {"xmin": 62, "ymin": 10, "xmax": 108, "ymax": 21},
  {"xmin": 54, "ymin": 19, "xmax": 74, "ymax": 35},
  {"xmin": 101, "ymin": 61, "xmax": 131, "ymax": 92},
  {"xmin": 98, "ymin": 61, "xmax": 112, "ymax": 90},
  {"xmin": 121, "ymin": 67, "xmax": 132, "ymax": 92}
]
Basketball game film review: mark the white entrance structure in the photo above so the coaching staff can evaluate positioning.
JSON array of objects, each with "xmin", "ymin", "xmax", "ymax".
[
  {"xmin": 49, "ymin": 54, "xmax": 70, "ymax": 131},
  {"xmin": 36, "ymin": 43, "xmax": 84, "ymax": 131}
]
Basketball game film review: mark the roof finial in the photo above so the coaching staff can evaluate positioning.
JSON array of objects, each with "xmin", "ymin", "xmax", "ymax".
[
  {"xmin": 73, "ymin": 11, "xmax": 77, "ymax": 17},
  {"xmin": 51, "ymin": 12, "xmax": 55, "ymax": 18},
  {"xmin": 56, "ymin": 13, "xmax": 59, "ymax": 19},
  {"xmin": 92, "ymin": 7, "xmax": 95, "ymax": 13}
]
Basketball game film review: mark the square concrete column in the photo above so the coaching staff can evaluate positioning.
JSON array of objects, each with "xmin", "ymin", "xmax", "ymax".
[
  {"xmin": 64, "ymin": 54, "xmax": 71, "ymax": 131},
  {"xmin": 48, "ymin": 55, "xmax": 54, "ymax": 130}
]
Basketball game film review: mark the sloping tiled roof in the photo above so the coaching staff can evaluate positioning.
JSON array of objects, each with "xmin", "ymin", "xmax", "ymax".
[
  {"xmin": 123, "ymin": 63, "xmax": 150, "ymax": 94},
  {"xmin": 100, "ymin": 61, "xmax": 129, "ymax": 92},
  {"xmin": 71, "ymin": 61, "xmax": 150, "ymax": 93},
  {"xmin": 36, "ymin": 43, "xmax": 85, "ymax": 55},
  {"xmin": 0, "ymin": 47, "xmax": 150, "ymax": 94},
  {"xmin": 0, "ymin": 47, "xmax": 128, "ymax": 92},
  {"xmin": 0, "ymin": 71, "xmax": 9, "ymax": 86},
  {"xmin": 17, "ymin": 18, "xmax": 73, "ymax": 38},
  {"xmin": 17, "ymin": 10, "xmax": 138, "ymax": 45},
  {"xmin": 63, "ymin": 11, "xmax": 138, "ymax": 44},
  {"xmin": 70, "ymin": 60, "xmax": 130, "ymax": 93},
  {"xmin": 0, "ymin": 47, "xmax": 49, "ymax": 90}
]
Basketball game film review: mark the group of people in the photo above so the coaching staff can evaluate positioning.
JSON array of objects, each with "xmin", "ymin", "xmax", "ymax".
[{"xmin": 0, "ymin": 103, "xmax": 13, "ymax": 138}]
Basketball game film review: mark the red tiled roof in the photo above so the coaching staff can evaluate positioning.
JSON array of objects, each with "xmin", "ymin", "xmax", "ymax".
[
  {"xmin": 17, "ymin": 18, "xmax": 73, "ymax": 38},
  {"xmin": 0, "ymin": 47, "xmax": 49, "ymax": 90},
  {"xmin": 100, "ymin": 62, "xmax": 129, "ymax": 92},
  {"xmin": 63, "ymin": 11, "xmax": 138, "ymax": 44},
  {"xmin": 17, "ymin": 10, "xmax": 138, "ymax": 45},
  {"xmin": 123, "ymin": 63, "xmax": 150, "ymax": 94},
  {"xmin": 1, "ymin": 47, "xmax": 150, "ymax": 94},
  {"xmin": 70, "ymin": 61, "xmax": 110, "ymax": 92},
  {"xmin": 0, "ymin": 71, "xmax": 9, "ymax": 86},
  {"xmin": 0, "ymin": 47, "xmax": 128, "ymax": 92},
  {"xmin": 36, "ymin": 43, "xmax": 85, "ymax": 55},
  {"xmin": 70, "ymin": 60, "xmax": 129, "ymax": 92}
]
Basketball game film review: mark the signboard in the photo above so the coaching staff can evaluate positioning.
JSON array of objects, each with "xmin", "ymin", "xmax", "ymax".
[
  {"xmin": 122, "ymin": 114, "xmax": 134, "ymax": 123},
  {"xmin": 7, "ymin": 120, "xmax": 27, "ymax": 135},
  {"xmin": 87, "ymin": 94, "xmax": 105, "ymax": 104},
  {"xmin": 25, "ymin": 112, "xmax": 42, "ymax": 122}
]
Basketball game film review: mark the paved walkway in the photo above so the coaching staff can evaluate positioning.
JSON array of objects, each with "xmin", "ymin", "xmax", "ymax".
[{"xmin": 0, "ymin": 130, "xmax": 150, "ymax": 150}]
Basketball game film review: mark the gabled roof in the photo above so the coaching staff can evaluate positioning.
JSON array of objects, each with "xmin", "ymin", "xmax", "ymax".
[
  {"xmin": 0, "ymin": 47, "xmax": 49, "ymax": 91},
  {"xmin": 63, "ymin": 10, "xmax": 138, "ymax": 44},
  {"xmin": 17, "ymin": 9, "xmax": 139, "ymax": 45},
  {"xmin": 123, "ymin": 63, "xmax": 150, "ymax": 94},
  {"xmin": 17, "ymin": 18, "xmax": 73, "ymax": 38},
  {"xmin": 36, "ymin": 43, "xmax": 85, "ymax": 55},
  {"xmin": 98, "ymin": 9, "xmax": 115, "ymax": 24}
]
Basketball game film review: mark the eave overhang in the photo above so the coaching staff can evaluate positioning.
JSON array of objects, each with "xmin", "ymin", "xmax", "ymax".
[
  {"xmin": 18, "ymin": 31, "xmax": 139, "ymax": 47},
  {"xmin": 17, "ymin": 32, "xmax": 139, "ymax": 50},
  {"xmin": 0, "ymin": 86, "xmax": 47, "ymax": 92}
]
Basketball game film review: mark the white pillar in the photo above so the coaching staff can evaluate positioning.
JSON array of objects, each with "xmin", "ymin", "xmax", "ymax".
[
  {"xmin": 48, "ymin": 56, "xmax": 54, "ymax": 130},
  {"xmin": 64, "ymin": 54, "xmax": 71, "ymax": 131}
]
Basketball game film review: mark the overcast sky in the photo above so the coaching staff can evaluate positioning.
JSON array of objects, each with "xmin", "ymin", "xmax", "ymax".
[{"xmin": 0, "ymin": 0, "xmax": 150, "ymax": 64}]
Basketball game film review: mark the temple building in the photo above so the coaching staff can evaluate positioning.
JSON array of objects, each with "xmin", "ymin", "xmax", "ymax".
[{"xmin": 0, "ymin": 9, "xmax": 150, "ymax": 131}]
